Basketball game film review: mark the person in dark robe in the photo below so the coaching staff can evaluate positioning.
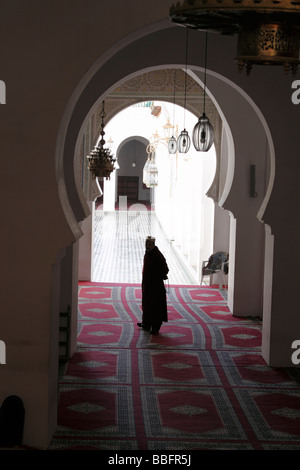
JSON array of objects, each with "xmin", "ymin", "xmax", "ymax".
[{"xmin": 137, "ymin": 236, "xmax": 169, "ymax": 334}]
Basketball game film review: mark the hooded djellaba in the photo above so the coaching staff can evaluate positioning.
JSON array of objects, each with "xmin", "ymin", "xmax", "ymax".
[{"xmin": 138, "ymin": 236, "xmax": 169, "ymax": 334}]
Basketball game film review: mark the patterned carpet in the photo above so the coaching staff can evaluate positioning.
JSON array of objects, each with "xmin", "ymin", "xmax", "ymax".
[{"xmin": 49, "ymin": 283, "xmax": 300, "ymax": 451}]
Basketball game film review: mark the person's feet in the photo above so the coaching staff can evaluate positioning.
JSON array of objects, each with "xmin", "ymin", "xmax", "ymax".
[
  {"xmin": 150, "ymin": 328, "xmax": 159, "ymax": 334},
  {"xmin": 137, "ymin": 322, "xmax": 151, "ymax": 331},
  {"xmin": 137, "ymin": 323, "xmax": 160, "ymax": 334}
]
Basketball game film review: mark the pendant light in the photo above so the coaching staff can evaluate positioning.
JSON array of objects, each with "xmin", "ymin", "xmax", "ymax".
[
  {"xmin": 177, "ymin": 28, "xmax": 191, "ymax": 154},
  {"xmin": 143, "ymin": 144, "xmax": 158, "ymax": 188},
  {"xmin": 143, "ymin": 156, "xmax": 151, "ymax": 186},
  {"xmin": 193, "ymin": 32, "xmax": 215, "ymax": 152},
  {"xmin": 147, "ymin": 156, "xmax": 158, "ymax": 188},
  {"xmin": 168, "ymin": 69, "xmax": 177, "ymax": 154},
  {"xmin": 87, "ymin": 101, "xmax": 116, "ymax": 179},
  {"xmin": 168, "ymin": 135, "xmax": 177, "ymax": 154}
]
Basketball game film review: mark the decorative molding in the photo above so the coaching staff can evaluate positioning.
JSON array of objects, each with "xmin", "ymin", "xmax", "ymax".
[{"xmin": 94, "ymin": 68, "xmax": 220, "ymax": 142}]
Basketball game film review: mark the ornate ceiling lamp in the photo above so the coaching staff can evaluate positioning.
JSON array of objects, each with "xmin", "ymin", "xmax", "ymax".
[
  {"xmin": 144, "ymin": 143, "xmax": 159, "ymax": 188},
  {"xmin": 170, "ymin": 0, "xmax": 300, "ymax": 76},
  {"xmin": 87, "ymin": 101, "xmax": 116, "ymax": 179},
  {"xmin": 193, "ymin": 32, "xmax": 215, "ymax": 152},
  {"xmin": 147, "ymin": 158, "xmax": 159, "ymax": 188},
  {"xmin": 168, "ymin": 134, "xmax": 178, "ymax": 154},
  {"xmin": 143, "ymin": 156, "xmax": 151, "ymax": 186}
]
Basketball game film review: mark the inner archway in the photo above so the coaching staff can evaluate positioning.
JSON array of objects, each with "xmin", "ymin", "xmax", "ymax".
[{"xmin": 90, "ymin": 99, "xmax": 218, "ymax": 285}]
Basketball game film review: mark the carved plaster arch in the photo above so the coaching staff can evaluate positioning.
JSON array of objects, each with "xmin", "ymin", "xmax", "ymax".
[{"xmin": 55, "ymin": 23, "xmax": 274, "ymax": 247}]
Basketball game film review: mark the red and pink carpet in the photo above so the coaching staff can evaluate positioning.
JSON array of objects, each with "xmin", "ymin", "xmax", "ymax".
[{"xmin": 49, "ymin": 282, "xmax": 300, "ymax": 451}]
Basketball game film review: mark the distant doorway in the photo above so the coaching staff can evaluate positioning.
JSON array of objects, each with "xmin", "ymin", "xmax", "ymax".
[{"xmin": 117, "ymin": 175, "xmax": 139, "ymax": 204}]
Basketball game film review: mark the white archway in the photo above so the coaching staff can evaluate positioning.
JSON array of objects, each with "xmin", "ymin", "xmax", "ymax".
[
  {"xmin": 90, "ymin": 100, "xmax": 217, "ymax": 284},
  {"xmin": 55, "ymin": 23, "xmax": 275, "ymax": 360}
]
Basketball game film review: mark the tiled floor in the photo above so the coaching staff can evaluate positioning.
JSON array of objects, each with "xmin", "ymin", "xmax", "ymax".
[{"xmin": 92, "ymin": 209, "xmax": 199, "ymax": 285}]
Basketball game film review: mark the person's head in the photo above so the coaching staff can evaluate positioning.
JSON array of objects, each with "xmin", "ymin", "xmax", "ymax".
[{"xmin": 145, "ymin": 236, "xmax": 155, "ymax": 252}]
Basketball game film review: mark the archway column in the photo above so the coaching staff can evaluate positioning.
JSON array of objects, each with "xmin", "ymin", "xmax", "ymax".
[
  {"xmin": 228, "ymin": 213, "xmax": 265, "ymax": 317},
  {"xmin": 259, "ymin": 94, "xmax": 300, "ymax": 366},
  {"xmin": 60, "ymin": 242, "xmax": 79, "ymax": 358}
]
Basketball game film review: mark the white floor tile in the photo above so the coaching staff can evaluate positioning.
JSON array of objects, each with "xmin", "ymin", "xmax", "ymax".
[{"xmin": 92, "ymin": 210, "xmax": 198, "ymax": 285}]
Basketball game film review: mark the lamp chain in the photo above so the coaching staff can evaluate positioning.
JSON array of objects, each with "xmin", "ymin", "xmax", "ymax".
[
  {"xmin": 203, "ymin": 32, "xmax": 208, "ymax": 115},
  {"xmin": 173, "ymin": 69, "xmax": 176, "ymax": 128},
  {"xmin": 183, "ymin": 27, "xmax": 189, "ymax": 129}
]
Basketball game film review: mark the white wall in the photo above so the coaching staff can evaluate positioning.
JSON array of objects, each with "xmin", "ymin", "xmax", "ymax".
[{"xmin": 153, "ymin": 104, "xmax": 217, "ymax": 282}]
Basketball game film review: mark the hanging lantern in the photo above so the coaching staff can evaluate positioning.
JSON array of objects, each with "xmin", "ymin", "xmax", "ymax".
[
  {"xmin": 192, "ymin": 112, "xmax": 215, "ymax": 152},
  {"xmin": 193, "ymin": 32, "xmax": 215, "ymax": 152},
  {"xmin": 146, "ymin": 158, "xmax": 158, "ymax": 188},
  {"xmin": 168, "ymin": 135, "xmax": 177, "ymax": 154},
  {"xmin": 87, "ymin": 144, "xmax": 115, "ymax": 179},
  {"xmin": 177, "ymin": 129, "xmax": 191, "ymax": 154},
  {"xmin": 87, "ymin": 101, "xmax": 116, "ymax": 179},
  {"xmin": 143, "ymin": 157, "xmax": 151, "ymax": 186}
]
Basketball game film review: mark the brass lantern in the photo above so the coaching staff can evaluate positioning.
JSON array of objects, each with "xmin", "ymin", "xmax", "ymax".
[{"xmin": 87, "ymin": 101, "xmax": 116, "ymax": 179}]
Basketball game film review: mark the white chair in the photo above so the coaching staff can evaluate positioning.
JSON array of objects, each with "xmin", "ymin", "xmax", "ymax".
[{"xmin": 201, "ymin": 252, "xmax": 228, "ymax": 289}]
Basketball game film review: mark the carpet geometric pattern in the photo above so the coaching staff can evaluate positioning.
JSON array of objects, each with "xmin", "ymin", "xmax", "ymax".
[{"xmin": 49, "ymin": 283, "xmax": 300, "ymax": 451}]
